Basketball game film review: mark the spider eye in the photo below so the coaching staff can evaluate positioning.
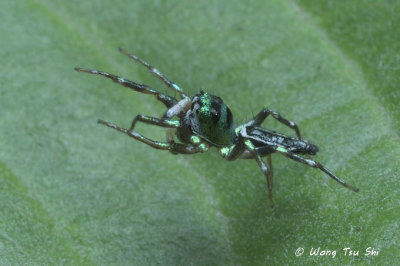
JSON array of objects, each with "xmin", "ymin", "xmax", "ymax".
[
  {"xmin": 210, "ymin": 103, "xmax": 221, "ymax": 122},
  {"xmin": 210, "ymin": 109, "xmax": 220, "ymax": 121}
]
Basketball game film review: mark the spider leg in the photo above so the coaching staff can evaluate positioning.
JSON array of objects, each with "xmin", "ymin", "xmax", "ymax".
[
  {"xmin": 243, "ymin": 139, "xmax": 274, "ymax": 208},
  {"xmin": 247, "ymin": 108, "xmax": 301, "ymax": 139},
  {"xmin": 118, "ymin": 48, "xmax": 188, "ymax": 99},
  {"xmin": 218, "ymin": 135, "xmax": 246, "ymax": 161},
  {"xmin": 98, "ymin": 120, "xmax": 206, "ymax": 154},
  {"xmin": 128, "ymin": 114, "xmax": 180, "ymax": 131},
  {"xmin": 274, "ymin": 146, "xmax": 359, "ymax": 192},
  {"xmin": 267, "ymin": 154, "xmax": 273, "ymax": 188},
  {"xmin": 160, "ymin": 110, "xmax": 177, "ymax": 144},
  {"xmin": 127, "ymin": 114, "xmax": 181, "ymax": 154},
  {"xmin": 218, "ymin": 136, "xmax": 274, "ymax": 207},
  {"xmin": 74, "ymin": 67, "xmax": 178, "ymax": 108}
]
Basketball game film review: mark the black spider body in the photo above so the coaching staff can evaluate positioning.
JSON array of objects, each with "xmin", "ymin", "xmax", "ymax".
[{"xmin": 246, "ymin": 127, "xmax": 319, "ymax": 156}]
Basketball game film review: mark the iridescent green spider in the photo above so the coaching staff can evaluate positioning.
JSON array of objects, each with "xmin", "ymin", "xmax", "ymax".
[{"xmin": 75, "ymin": 48, "xmax": 359, "ymax": 207}]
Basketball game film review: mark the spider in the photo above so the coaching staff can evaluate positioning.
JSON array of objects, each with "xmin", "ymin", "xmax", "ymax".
[{"xmin": 75, "ymin": 48, "xmax": 359, "ymax": 207}]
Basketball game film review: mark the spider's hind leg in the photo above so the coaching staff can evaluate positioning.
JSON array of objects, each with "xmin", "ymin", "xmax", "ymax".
[
  {"xmin": 243, "ymin": 139, "xmax": 274, "ymax": 208},
  {"xmin": 247, "ymin": 108, "xmax": 302, "ymax": 139},
  {"xmin": 267, "ymin": 154, "xmax": 273, "ymax": 188},
  {"xmin": 219, "ymin": 132, "xmax": 275, "ymax": 207},
  {"xmin": 274, "ymin": 146, "xmax": 359, "ymax": 192}
]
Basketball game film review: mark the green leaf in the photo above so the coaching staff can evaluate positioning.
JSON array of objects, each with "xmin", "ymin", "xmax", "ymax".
[{"xmin": 1, "ymin": 0, "xmax": 398, "ymax": 264}]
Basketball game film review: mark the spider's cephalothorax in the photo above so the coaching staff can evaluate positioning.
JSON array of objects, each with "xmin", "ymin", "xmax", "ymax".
[
  {"xmin": 75, "ymin": 48, "xmax": 359, "ymax": 207},
  {"xmin": 185, "ymin": 91, "xmax": 235, "ymax": 146}
]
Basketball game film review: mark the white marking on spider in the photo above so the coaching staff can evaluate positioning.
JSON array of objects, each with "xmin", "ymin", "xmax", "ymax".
[{"xmin": 166, "ymin": 97, "xmax": 191, "ymax": 118}]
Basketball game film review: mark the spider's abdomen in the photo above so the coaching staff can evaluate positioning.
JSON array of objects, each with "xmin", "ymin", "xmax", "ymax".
[{"xmin": 246, "ymin": 127, "xmax": 319, "ymax": 156}]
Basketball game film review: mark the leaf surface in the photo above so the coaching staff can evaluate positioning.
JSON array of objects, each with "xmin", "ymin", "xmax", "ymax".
[{"xmin": 0, "ymin": 0, "xmax": 398, "ymax": 264}]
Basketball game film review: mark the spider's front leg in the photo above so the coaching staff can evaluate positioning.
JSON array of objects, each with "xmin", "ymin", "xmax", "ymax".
[
  {"xmin": 128, "ymin": 114, "xmax": 180, "ymax": 132},
  {"xmin": 74, "ymin": 67, "xmax": 178, "ymax": 109},
  {"xmin": 118, "ymin": 48, "xmax": 188, "ymax": 99},
  {"xmin": 98, "ymin": 119, "xmax": 207, "ymax": 154},
  {"xmin": 246, "ymin": 108, "xmax": 302, "ymax": 139},
  {"xmin": 125, "ymin": 93, "xmax": 191, "ymax": 147}
]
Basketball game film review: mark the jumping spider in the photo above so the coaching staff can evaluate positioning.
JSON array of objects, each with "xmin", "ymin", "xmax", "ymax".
[{"xmin": 75, "ymin": 48, "xmax": 359, "ymax": 207}]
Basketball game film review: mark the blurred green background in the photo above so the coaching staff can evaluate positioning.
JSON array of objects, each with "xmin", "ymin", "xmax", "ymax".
[{"xmin": 0, "ymin": 0, "xmax": 399, "ymax": 264}]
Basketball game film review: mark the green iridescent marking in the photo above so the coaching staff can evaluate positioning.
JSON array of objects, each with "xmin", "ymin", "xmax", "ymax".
[
  {"xmin": 157, "ymin": 142, "xmax": 169, "ymax": 148},
  {"xmin": 200, "ymin": 92, "xmax": 212, "ymax": 114},
  {"xmin": 235, "ymin": 124, "xmax": 245, "ymax": 135},
  {"xmin": 165, "ymin": 120, "xmax": 180, "ymax": 127},
  {"xmin": 244, "ymin": 139, "xmax": 255, "ymax": 149},
  {"xmin": 219, "ymin": 146, "xmax": 234, "ymax": 157},
  {"xmin": 276, "ymin": 146, "xmax": 287, "ymax": 153},
  {"xmin": 190, "ymin": 135, "xmax": 201, "ymax": 144},
  {"xmin": 198, "ymin": 143, "xmax": 209, "ymax": 152}
]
